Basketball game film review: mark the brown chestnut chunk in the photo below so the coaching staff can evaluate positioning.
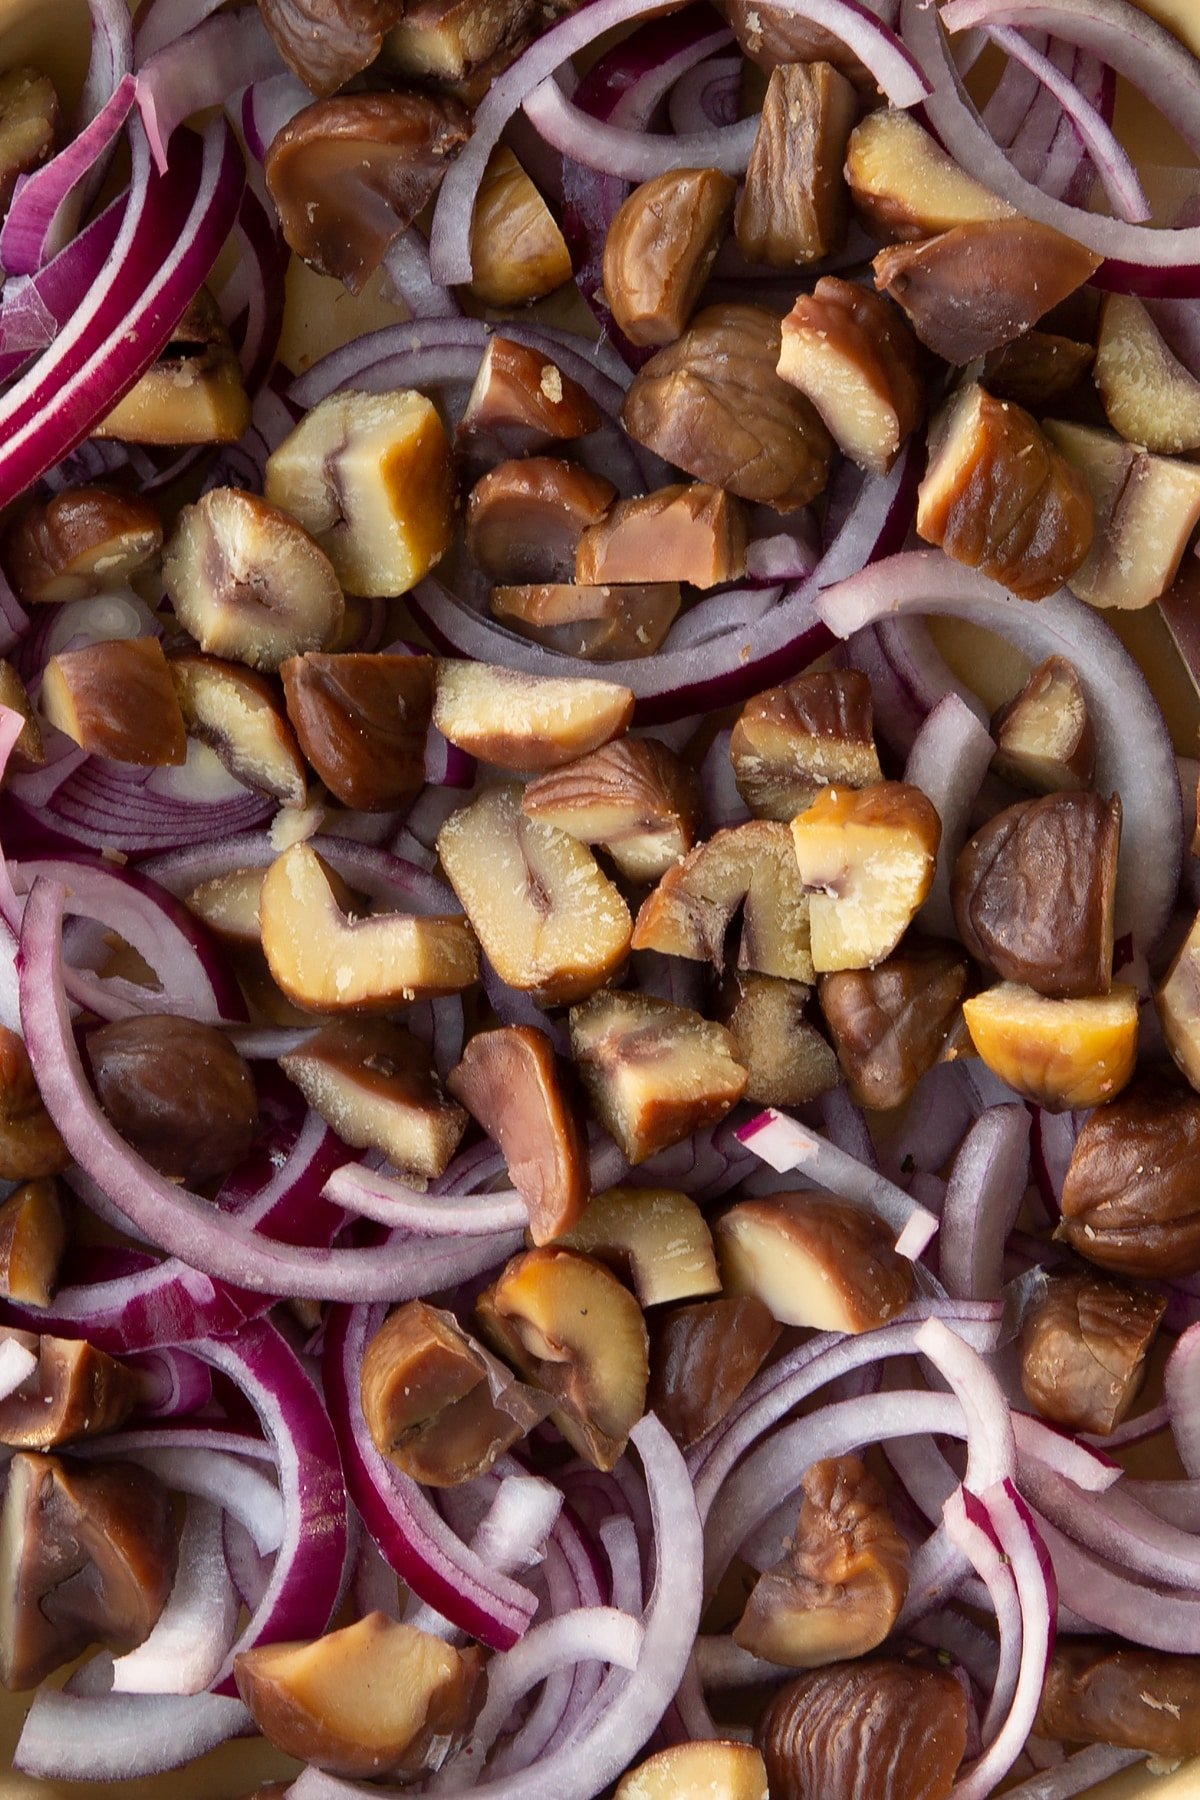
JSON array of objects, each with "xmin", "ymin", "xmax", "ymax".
[
  {"xmin": 874, "ymin": 219, "xmax": 1102, "ymax": 364},
  {"xmin": 456, "ymin": 337, "xmax": 601, "ymax": 463},
  {"xmin": 490, "ymin": 580, "xmax": 681, "ymax": 661},
  {"xmin": 845, "ymin": 107, "xmax": 1014, "ymax": 243},
  {"xmin": 234, "ymin": 1611, "xmax": 483, "ymax": 1778},
  {"xmin": 0, "ymin": 662, "xmax": 42, "ymax": 768},
  {"xmin": 790, "ymin": 782, "xmax": 941, "ymax": 973},
  {"xmin": 724, "ymin": 0, "xmax": 874, "ymax": 81},
  {"xmin": 360, "ymin": 1301, "xmax": 543, "ymax": 1487},
  {"xmin": 717, "ymin": 1192, "xmax": 914, "ymax": 1332},
  {"xmin": 257, "ymin": 0, "xmax": 405, "ymax": 96},
  {"xmin": 917, "ymin": 384, "xmax": 1094, "ymax": 601},
  {"xmin": 433, "ymin": 661, "xmax": 633, "ymax": 773},
  {"xmin": 0, "ymin": 1450, "xmax": 177, "ymax": 1691},
  {"xmin": 621, "ymin": 303, "xmax": 834, "ymax": 512},
  {"xmin": 1157, "ymin": 908, "xmax": 1200, "ymax": 1094},
  {"xmin": 603, "ymin": 167, "xmax": 736, "ymax": 348},
  {"xmin": 94, "ymin": 288, "xmax": 251, "ymax": 446},
  {"xmin": 778, "ymin": 278, "xmax": 925, "ymax": 476},
  {"xmin": 649, "ymin": 1295, "xmax": 781, "ymax": 1447},
  {"xmin": 1019, "ymin": 1272, "xmax": 1165, "ymax": 1437},
  {"xmin": 756, "ymin": 1660, "xmax": 969, "ymax": 1800},
  {"xmin": 979, "ymin": 331, "xmax": 1094, "ymax": 413},
  {"xmin": 553, "ymin": 1185, "xmax": 720, "ymax": 1308},
  {"xmin": 280, "ymin": 1020, "xmax": 465, "ymax": 1180},
  {"xmin": 1046, "ymin": 419, "xmax": 1200, "ymax": 612},
  {"xmin": 1096, "ymin": 292, "xmax": 1200, "ymax": 454},
  {"xmin": 446, "ymin": 1026, "xmax": 588, "ymax": 1244},
  {"xmin": 575, "ymin": 482, "xmax": 747, "ymax": 589},
  {"xmin": 3, "ymin": 486, "xmax": 162, "ymax": 605},
  {"xmin": 952, "ymin": 791, "xmax": 1120, "ymax": 998},
  {"xmin": 468, "ymin": 145, "xmax": 573, "ymax": 308},
  {"xmin": 87, "ymin": 1014, "xmax": 258, "ymax": 1184},
  {"xmin": 818, "ymin": 941, "xmax": 969, "ymax": 1112},
  {"xmin": 730, "ymin": 669, "xmax": 882, "ymax": 822},
  {"xmin": 280, "ymin": 651, "xmax": 434, "ymax": 811},
  {"xmin": 381, "ymin": 0, "xmax": 570, "ymax": 97},
  {"xmin": 265, "ymin": 92, "xmax": 468, "ymax": 293},
  {"xmin": 0, "ymin": 1179, "xmax": 68, "ymax": 1308},
  {"xmin": 521, "ymin": 737, "xmax": 702, "ymax": 884},
  {"xmin": 41, "ymin": 636, "xmax": 187, "ymax": 766},
  {"xmin": 735, "ymin": 1455, "xmax": 909, "ymax": 1667},
  {"xmin": 991, "ymin": 655, "xmax": 1096, "ymax": 793},
  {"xmin": 1037, "ymin": 1640, "xmax": 1200, "ymax": 1758},
  {"xmin": 466, "ymin": 458, "xmax": 616, "ymax": 585},
  {"xmin": 0, "ymin": 1029, "xmax": 69, "ymax": 1182},
  {"xmin": 1059, "ymin": 1079, "xmax": 1200, "ymax": 1276},
  {"xmin": 170, "ymin": 653, "xmax": 308, "ymax": 807},
  {"xmin": 615, "ymin": 1742, "xmax": 769, "ymax": 1800},
  {"xmin": 0, "ymin": 1331, "xmax": 141, "ymax": 1449},
  {"xmin": 719, "ymin": 972, "xmax": 840, "ymax": 1109},
  {"xmin": 735, "ymin": 62, "xmax": 856, "ymax": 268}
]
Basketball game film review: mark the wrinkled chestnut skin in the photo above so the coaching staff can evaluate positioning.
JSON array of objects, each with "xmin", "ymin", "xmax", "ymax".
[
  {"xmin": 1059, "ymin": 1078, "xmax": 1200, "ymax": 1277},
  {"xmin": 281, "ymin": 651, "xmax": 435, "ymax": 811},
  {"xmin": 735, "ymin": 62, "xmax": 856, "ymax": 268},
  {"xmin": 648, "ymin": 1295, "xmax": 780, "ymax": 1447},
  {"xmin": 718, "ymin": 0, "xmax": 872, "ymax": 82},
  {"xmin": 603, "ymin": 167, "xmax": 736, "ymax": 348},
  {"xmin": 1038, "ymin": 1639, "xmax": 1200, "ymax": 1757},
  {"xmin": 1019, "ymin": 1272, "xmax": 1165, "ymax": 1436},
  {"xmin": 621, "ymin": 304, "xmax": 834, "ymax": 512},
  {"xmin": 87, "ymin": 1015, "xmax": 258, "ymax": 1185},
  {"xmin": 979, "ymin": 331, "xmax": 1095, "ymax": 413},
  {"xmin": 257, "ymin": 0, "xmax": 405, "ymax": 97},
  {"xmin": 466, "ymin": 458, "xmax": 616, "ymax": 585},
  {"xmin": 731, "ymin": 668, "xmax": 881, "ymax": 822},
  {"xmin": 265, "ymin": 92, "xmax": 469, "ymax": 293},
  {"xmin": 818, "ymin": 941, "xmax": 969, "ymax": 1112},
  {"xmin": 756, "ymin": 1659, "xmax": 969, "ymax": 1800},
  {"xmin": 952, "ymin": 791, "xmax": 1120, "ymax": 999}
]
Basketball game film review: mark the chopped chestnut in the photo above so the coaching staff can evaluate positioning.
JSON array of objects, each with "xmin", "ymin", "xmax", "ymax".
[
  {"xmin": 1158, "ymin": 908, "xmax": 1200, "ymax": 1093},
  {"xmin": 730, "ymin": 669, "xmax": 882, "ymax": 822},
  {"xmin": 553, "ymin": 1185, "xmax": 721, "ymax": 1308},
  {"xmin": 521, "ymin": 737, "xmax": 702, "ymax": 884},
  {"xmin": 1095, "ymin": 292, "xmax": 1200, "ymax": 454},
  {"xmin": 1019, "ymin": 1272, "xmax": 1166, "ymax": 1437},
  {"xmin": 621, "ymin": 304, "xmax": 834, "ymax": 512},
  {"xmin": 991, "ymin": 656, "xmax": 1097, "ymax": 793},
  {"xmin": 170, "ymin": 653, "xmax": 307, "ymax": 807},
  {"xmin": 88, "ymin": 1014, "xmax": 258, "ymax": 1184},
  {"xmin": 569, "ymin": 989, "xmax": 748, "ymax": 1165},
  {"xmin": 446, "ymin": 1026, "xmax": 588, "ymax": 1243},
  {"xmin": 1058, "ymin": 1078, "xmax": 1200, "ymax": 1276},
  {"xmin": 0, "ymin": 67, "xmax": 58, "ymax": 212},
  {"xmin": 163, "ymin": 487, "xmax": 344, "ymax": 673},
  {"xmin": 845, "ymin": 106, "xmax": 1014, "ymax": 243},
  {"xmin": 280, "ymin": 651, "xmax": 434, "ymax": 811},
  {"xmin": 264, "ymin": 92, "xmax": 468, "ymax": 293},
  {"xmin": 574, "ymin": 483, "xmax": 748, "ymax": 589},
  {"xmin": 978, "ymin": 331, "xmax": 1094, "ymax": 413},
  {"xmin": 778, "ymin": 279, "xmax": 925, "ymax": 477},
  {"xmin": 360, "ymin": 1301, "xmax": 544, "ymax": 1486},
  {"xmin": 874, "ymin": 219, "xmax": 1102, "ymax": 365},
  {"xmin": 716, "ymin": 1192, "xmax": 913, "ymax": 1332},
  {"xmin": 0, "ymin": 661, "xmax": 43, "ymax": 768},
  {"xmin": 0, "ymin": 1330, "xmax": 141, "ymax": 1448},
  {"xmin": 818, "ymin": 941, "xmax": 970, "ymax": 1112},
  {"xmin": 722, "ymin": 0, "xmax": 871, "ymax": 80},
  {"xmin": 94, "ymin": 288, "xmax": 251, "ymax": 445},
  {"xmin": 917, "ymin": 384, "xmax": 1094, "ymax": 601},
  {"xmin": 1045, "ymin": 419, "xmax": 1200, "ymax": 611},
  {"xmin": 756, "ymin": 1660, "xmax": 969, "ymax": 1800},
  {"xmin": 185, "ymin": 865, "xmax": 267, "ymax": 949},
  {"xmin": 952, "ymin": 791, "xmax": 1120, "ymax": 998},
  {"xmin": 602, "ymin": 167, "xmax": 736, "ymax": 348},
  {"xmin": 1037, "ymin": 1639, "xmax": 1200, "ymax": 1758},
  {"xmin": 436, "ymin": 784, "xmax": 631, "ymax": 1004},
  {"xmin": 0, "ymin": 1450, "xmax": 177, "ymax": 1691},
  {"xmin": 0, "ymin": 1179, "xmax": 68, "ymax": 1307},
  {"xmin": 280, "ymin": 1020, "xmax": 466, "ymax": 1179},
  {"xmin": 234, "ymin": 1611, "xmax": 484, "ymax": 1779},
  {"xmin": 735, "ymin": 1455, "xmax": 909, "ymax": 1667},
  {"xmin": 432, "ymin": 660, "xmax": 633, "ymax": 773},
  {"xmin": 455, "ymin": 337, "xmax": 602, "ymax": 463},
  {"xmin": 41, "ymin": 635, "xmax": 186, "ymax": 766},
  {"xmin": 264, "ymin": 388, "xmax": 455, "ymax": 598},
  {"xmin": 719, "ymin": 972, "xmax": 840, "ymax": 1108},
  {"xmin": 648, "ymin": 1295, "xmax": 781, "ymax": 1447},
  {"xmin": 3, "ymin": 486, "xmax": 162, "ymax": 605},
  {"xmin": 962, "ymin": 982, "xmax": 1139, "ymax": 1113},
  {"xmin": 468, "ymin": 145, "xmax": 573, "ymax": 308},
  {"xmin": 632, "ymin": 820, "xmax": 816, "ymax": 985},
  {"xmin": 466, "ymin": 458, "xmax": 617, "ymax": 584},
  {"xmin": 615, "ymin": 1742, "xmax": 769, "ymax": 1800},
  {"xmin": 0, "ymin": 1028, "xmax": 69, "ymax": 1182},
  {"xmin": 380, "ymin": 0, "xmax": 569, "ymax": 99},
  {"xmin": 260, "ymin": 841, "xmax": 479, "ymax": 1012},
  {"xmin": 490, "ymin": 579, "xmax": 681, "ymax": 661},
  {"xmin": 257, "ymin": 0, "xmax": 405, "ymax": 96},
  {"xmin": 735, "ymin": 62, "xmax": 856, "ymax": 268},
  {"xmin": 790, "ymin": 781, "xmax": 941, "ymax": 973},
  {"xmin": 475, "ymin": 1246, "xmax": 649, "ymax": 1470}
]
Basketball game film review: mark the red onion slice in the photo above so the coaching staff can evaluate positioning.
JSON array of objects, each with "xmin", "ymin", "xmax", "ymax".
[
  {"xmin": 1166, "ymin": 1322, "xmax": 1200, "ymax": 1476},
  {"xmin": 904, "ymin": 694, "xmax": 996, "ymax": 938},
  {"xmin": 14, "ymin": 1691, "xmax": 249, "ymax": 1782},
  {"xmin": 939, "ymin": 1106, "xmax": 1032, "ymax": 1300},
  {"xmin": 0, "ymin": 74, "xmax": 137, "ymax": 275},
  {"xmin": 137, "ymin": 8, "xmax": 283, "ymax": 172},
  {"xmin": 521, "ymin": 80, "xmax": 759, "ymax": 180},
  {"xmin": 109, "ymin": 1498, "xmax": 239, "ymax": 1695}
]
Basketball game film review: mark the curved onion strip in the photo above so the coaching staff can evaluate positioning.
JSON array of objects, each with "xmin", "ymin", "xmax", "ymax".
[
  {"xmin": 134, "ymin": 0, "xmax": 229, "ymax": 61},
  {"xmin": 81, "ymin": 0, "xmax": 135, "ymax": 132},
  {"xmin": 905, "ymin": 0, "xmax": 1200, "ymax": 290},
  {"xmin": 816, "ymin": 550, "xmax": 1182, "ymax": 949},
  {"xmin": 1167, "ymin": 1323, "xmax": 1200, "ymax": 1476},
  {"xmin": 109, "ymin": 1499, "xmax": 238, "ymax": 1695},
  {"xmin": 136, "ymin": 8, "xmax": 283, "ymax": 171},
  {"xmin": 0, "ymin": 74, "xmax": 137, "ymax": 276},
  {"xmin": 904, "ymin": 694, "xmax": 996, "ymax": 938},
  {"xmin": 85, "ymin": 1445, "xmax": 283, "ymax": 1554},
  {"xmin": 1020, "ymin": 1459, "xmax": 1200, "ymax": 1587},
  {"xmin": 1001, "ymin": 1747, "xmax": 1144, "ymax": 1799},
  {"xmin": 1038, "ymin": 1512, "xmax": 1200, "ymax": 1649},
  {"xmin": 14, "ymin": 1691, "xmax": 249, "ymax": 1782},
  {"xmin": 324, "ymin": 1164, "xmax": 529, "ymax": 1235},
  {"xmin": 521, "ymin": 80, "xmax": 759, "ymax": 179},
  {"xmin": 939, "ymin": 1106, "xmax": 1032, "ymax": 1300}
]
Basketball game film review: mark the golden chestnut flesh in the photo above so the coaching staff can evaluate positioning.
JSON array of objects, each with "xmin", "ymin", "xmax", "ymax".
[
  {"xmin": 280, "ymin": 1020, "xmax": 466, "ymax": 1180},
  {"xmin": 0, "ymin": 1179, "xmax": 68, "ymax": 1308},
  {"xmin": 575, "ymin": 482, "xmax": 747, "ymax": 589},
  {"xmin": 0, "ymin": 1331, "xmax": 141, "ymax": 1449},
  {"xmin": 962, "ymin": 983, "xmax": 1138, "ymax": 1113},
  {"xmin": 490, "ymin": 580, "xmax": 681, "ymax": 662},
  {"xmin": 719, "ymin": 972, "xmax": 840, "ymax": 1109},
  {"xmin": 778, "ymin": 278, "xmax": 925, "ymax": 476},
  {"xmin": 0, "ymin": 1028, "xmax": 69, "ymax": 1182},
  {"xmin": 731, "ymin": 669, "xmax": 882, "ymax": 822},
  {"xmin": 717, "ymin": 1192, "xmax": 914, "ymax": 1332},
  {"xmin": 991, "ymin": 655, "xmax": 1096, "ymax": 793}
]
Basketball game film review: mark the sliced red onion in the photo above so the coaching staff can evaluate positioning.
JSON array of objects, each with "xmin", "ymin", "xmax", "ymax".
[
  {"xmin": 93, "ymin": 1444, "xmax": 283, "ymax": 1553},
  {"xmin": 137, "ymin": 8, "xmax": 282, "ymax": 172},
  {"xmin": 0, "ymin": 74, "xmax": 137, "ymax": 275},
  {"xmin": 128, "ymin": 1347, "xmax": 213, "ymax": 1418},
  {"xmin": 737, "ymin": 1107, "xmax": 940, "ymax": 1257},
  {"xmin": 905, "ymin": 694, "xmax": 996, "ymax": 937},
  {"xmin": 1012, "ymin": 1415, "xmax": 1120, "ymax": 1495},
  {"xmin": 939, "ymin": 1106, "xmax": 1032, "ymax": 1300},
  {"xmin": 80, "ymin": 0, "xmax": 135, "ymax": 132},
  {"xmin": 14, "ymin": 1691, "xmax": 249, "ymax": 1781},
  {"xmin": 109, "ymin": 1498, "xmax": 238, "ymax": 1695},
  {"xmin": 382, "ymin": 229, "xmax": 461, "ymax": 321},
  {"xmin": 1000, "ymin": 1747, "xmax": 1143, "ymax": 1800},
  {"xmin": 521, "ymin": 79, "xmax": 759, "ymax": 180},
  {"xmin": 1166, "ymin": 1322, "xmax": 1200, "ymax": 1476},
  {"xmin": 239, "ymin": 70, "xmax": 310, "ymax": 164},
  {"xmin": 817, "ymin": 551, "xmax": 1181, "ymax": 950},
  {"xmin": 668, "ymin": 52, "xmax": 742, "ymax": 133},
  {"xmin": 324, "ymin": 1164, "xmax": 529, "ymax": 1235},
  {"xmin": 1037, "ymin": 1511, "xmax": 1200, "ymax": 1648},
  {"xmin": 135, "ymin": 0, "xmax": 230, "ymax": 61},
  {"xmin": 1020, "ymin": 1458, "xmax": 1200, "ymax": 1588},
  {"xmin": 0, "ymin": 198, "xmax": 124, "ymax": 381},
  {"xmin": 0, "ymin": 1244, "xmax": 259, "ymax": 1353}
]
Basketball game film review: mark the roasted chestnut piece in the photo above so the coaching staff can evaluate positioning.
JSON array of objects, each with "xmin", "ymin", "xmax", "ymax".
[
  {"xmin": 603, "ymin": 167, "xmax": 735, "ymax": 347},
  {"xmin": 1058, "ymin": 1078, "xmax": 1200, "ymax": 1276},
  {"xmin": 790, "ymin": 782, "xmax": 941, "ymax": 972},
  {"xmin": 616, "ymin": 1743, "xmax": 769, "ymax": 1799},
  {"xmin": 979, "ymin": 331, "xmax": 1094, "ymax": 413},
  {"xmin": 280, "ymin": 1021, "xmax": 466, "ymax": 1180},
  {"xmin": 730, "ymin": 669, "xmax": 882, "ymax": 822},
  {"xmin": 490, "ymin": 580, "xmax": 681, "ymax": 661},
  {"xmin": 962, "ymin": 983, "xmax": 1138, "ymax": 1113},
  {"xmin": 818, "ymin": 941, "xmax": 969, "ymax": 1111},
  {"xmin": 1046, "ymin": 419, "xmax": 1200, "ymax": 611},
  {"xmin": 3, "ymin": 486, "xmax": 162, "ymax": 605},
  {"xmin": 521, "ymin": 737, "xmax": 702, "ymax": 884},
  {"xmin": 0, "ymin": 1179, "xmax": 68, "ymax": 1307},
  {"xmin": 717, "ymin": 1193, "xmax": 913, "ymax": 1332},
  {"xmin": 280, "ymin": 651, "xmax": 434, "ymax": 811},
  {"xmin": 41, "ymin": 637, "xmax": 187, "ymax": 767},
  {"xmin": 380, "ymin": 0, "xmax": 577, "ymax": 100},
  {"xmin": 1019, "ymin": 1272, "xmax": 1165, "ymax": 1436},
  {"xmin": 257, "ymin": 0, "xmax": 406, "ymax": 97},
  {"xmin": 952, "ymin": 791, "xmax": 1120, "ymax": 998},
  {"xmin": 778, "ymin": 278, "xmax": 925, "ymax": 476},
  {"xmin": 466, "ymin": 458, "xmax": 616, "ymax": 585},
  {"xmin": 575, "ymin": 482, "xmax": 747, "ymax": 589},
  {"xmin": 991, "ymin": 656, "xmax": 1096, "ymax": 793},
  {"xmin": 87, "ymin": 1014, "xmax": 258, "ymax": 1184},
  {"xmin": 456, "ymin": 337, "xmax": 602, "ymax": 463},
  {"xmin": 467, "ymin": 145, "xmax": 574, "ymax": 307},
  {"xmin": 0, "ymin": 1028, "xmax": 69, "ymax": 1182},
  {"xmin": 553, "ymin": 1186, "xmax": 720, "ymax": 1309},
  {"xmin": 649, "ymin": 1295, "xmax": 781, "ymax": 1447},
  {"xmin": 0, "ymin": 1331, "xmax": 142, "ymax": 1449},
  {"xmin": 719, "ymin": 972, "xmax": 839, "ymax": 1109},
  {"xmin": 1095, "ymin": 292, "xmax": 1200, "ymax": 454},
  {"xmin": 735, "ymin": 62, "xmax": 856, "ymax": 268},
  {"xmin": 93, "ymin": 288, "xmax": 251, "ymax": 446},
  {"xmin": 1037, "ymin": 1639, "xmax": 1200, "ymax": 1757},
  {"xmin": 845, "ymin": 107, "xmax": 1014, "ymax": 242}
]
